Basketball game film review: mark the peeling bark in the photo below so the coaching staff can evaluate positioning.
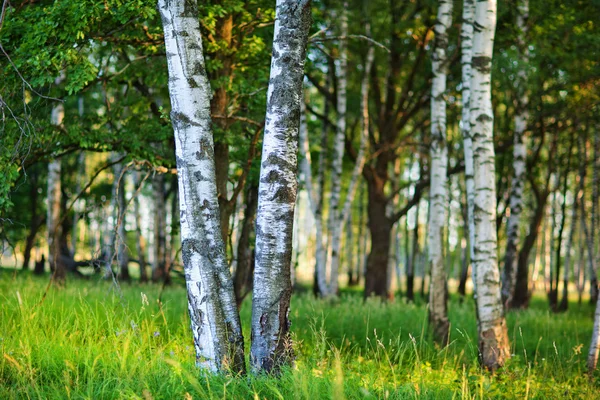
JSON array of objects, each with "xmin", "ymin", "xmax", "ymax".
[
  {"xmin": 159, "ymin": 0, "xmax": 245, "ymax": 374},
  {"xmin": 250, "ymin": 0, "xmax": 311, "ymax": 375}
]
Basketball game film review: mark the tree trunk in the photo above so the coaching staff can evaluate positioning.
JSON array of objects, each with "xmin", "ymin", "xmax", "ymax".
[
  {"xmin": 47, "ymin": 73, "xmax": 66, "ymax": 283},
  {"xmin": 407, "ymin": 201, "xmax": 420, "ymax": 303},
  {"xmin": 589, "ymin": 291, "xmax": 600, "ymax": 372},
  {"xmin": 460, "ymin": 0, "xmax": 476, "ymax": 295},
  {"xmin": 364, "ymin": 190, "xmax": 393, "ymax": 299},
  {"xmin": 116, "ymin": 167, "xmax": 130, "ymax": 282},
  {"xmin": 428, "ymin": 0, "xmax": 452, "ymax": 345},
  {"xmin": 234, "ymin": 183, "xmax": 258, "ymax": 307},
  {"xmin": 23, "ymin": 169, "xmax": 42, "ymax": 270},
  {"xmin": 469, "ymin": 0, "xmax": 510, "ymax": 371},
  {"xmin": 158, "ymin": 0, "xmax": 245, "ymax": 374},
  {"xmin": 133, "ymin": 172, "xmax": 148, "ymax": 282},
  {"xmin": 250, "ymin": 0, "xmax": 311, "ymax": 375},
  {"xmin": 559, "ymin": 176, "xmax": 580, "ymax": 311},
  {"xmin": 326, "ymin": 3, "xmax": 348, "ymax": 296},
  {"xmin": 502, "ymin": 0, "xmax": 529, "ymax": 307},
  {"xmin": 152, "ymin": 173, "xmax": 168, "ymax": 283}
]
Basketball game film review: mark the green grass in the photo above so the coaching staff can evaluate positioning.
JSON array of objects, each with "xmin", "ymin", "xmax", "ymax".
[{"xmin": 0, "ymin": 270, "xmax": 598, "ymax": 399}]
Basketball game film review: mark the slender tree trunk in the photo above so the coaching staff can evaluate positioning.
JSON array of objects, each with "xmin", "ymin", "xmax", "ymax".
[
  {"xmin": 159, "ymin": 0, "xmax": 245, "ymax": 373},
  {"xmin": 116, "ymin": 168, "xmax": 130, "ymax": 282},
  {"xmin": 502, "ymin": 0, "xmax": 529, "ymax": 307},
  {"xmin": 559, "ymin": 176, "xmax": 580, "ymax": 311},
  {"xmin": 234, "ymin": 183, "xmax": 258, "ymax": 307},
  {"xmin": 591, "ymin": 129, "xmax": 600, "ymax": 304},
  {"xmin": 133, "ymin": 171, "xmax": 148, "ymax": 282},
  {"xmin": 152, "ymin": 173, "xmax": 167, "ymax": 283},
  {"xmin": 577, "ymin": 229, "xmax": 586, "ymax": 305},
  {"xmin": 47, "ymin": 86, "xmax": 65, "ymax": 284},
  {"xmin": 250, "ymin": 0, "xmax": 311, "ymax": 374},
  {"xmin": 460, "ymin": 0, "xmax": 476, "ymax": 295},
  {"xmin": 407, "ymin": 202, "xmax": 420, "ymax": 303},
  {"xmin": 469, "ymin": 0, "xmax": 510, "ymax": 370},
  {"xmin": 589, "ymin": 291, "xmax": 600, "ymax": 372},
  {"xmin": 326, "ymin": 3, "xmax": 349, "ymax": 296},
  {"xmin": 23, "ymin": 169, "xmax": 42, "ymax": 270},
  {"xmin": 428, "ymin": 0, "xmax": 452, "ymax": 345}
]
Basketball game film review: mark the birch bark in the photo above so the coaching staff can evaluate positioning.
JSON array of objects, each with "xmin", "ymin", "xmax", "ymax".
[
  {"xmin": 559, "ymin": 181, "xmax": 578, "ymax": 311},
  {"xmin": 502, "ymin": 0, "xmax": 529, "ymax": 307},
  {"xmin": 158, "ymin": 0, "xmax": 245, "ymax": 374},
  {"xmin": 250, "ymin": 0, "xmax": 311, "ymax": 374},
  {"xmin": 327, "ymin": 3, "xmax": 349, "ymax": 296},
  {"xmin": 428, "ymin": 0, "xmax": 452, "ymax": 344},
  {"xmin": 461, "ymin": 0, "xmax": 476, "ymax": 292},
  {"xmin": 469, "ymin": 0, "xmax": 510, "ymax": 370}
]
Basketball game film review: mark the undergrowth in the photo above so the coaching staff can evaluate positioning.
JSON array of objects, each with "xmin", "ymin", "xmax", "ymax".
[{"xmin": 0, "ymin": 271, "xmax": 598, "ymax": 399}]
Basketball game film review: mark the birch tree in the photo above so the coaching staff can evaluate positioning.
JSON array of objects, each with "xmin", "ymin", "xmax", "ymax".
[
  {"xmin": 158, "ymin": 0, "xmax": 245, "ymax": 374},
  {"xmin": 460, "ymin": 0, "xmax": 475, "ymax": 292},
  {"xmin": 502, "ymin": 0, "xmax": 529, "ymax": 307},
  {"xmin": 469, "ymin": 0, "xmax": 510, "ymax": 370},
  {"xmin": 250, "ymin": 0, "xmax": 311, "ymax": 374},
  {"xmin": 326, "ymin": 3, "xmax": 348, "ymax": 296},
  {"xmin": 428, "ymin": 0, "xmax": 452, "ymax": 345}
]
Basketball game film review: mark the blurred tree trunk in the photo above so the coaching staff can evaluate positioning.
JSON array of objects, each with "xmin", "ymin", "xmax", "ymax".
[
  {"xmin": 469, "ymin": 0, "xmax": 510, "ymax": 371},
  {"xmin": 250, "ymin": 0, "xmax": 311, "ymax": 374},
  {"xmin": 152, "ymin": 173, "xmax": 167, "ymax": 283},
  {"xmin": 428, "ymin": 0, "xmax": 452, "ymax": 345},
  {"xmin": 23, "ymin": 169, "xmax": 43, "ymax": 270},
  {"xmin": 460, "ymin": 0, "xmax": 476, "ymax": 297},
  {"xmin": 116, "ymin": 168, "xmax": 130, "ymax": 282},
  {"xmin": 132, "ymin": 171, "xmax": 148, "ymax": 282},
  {"xmin": 501, "ymin": 0, "xmax": 529, "ymax": 307},
  {"xmin": 158, "ymin": 0, "xmax": 245, "ymax": 374},
  {"xmin": 47, "ymin": 76, "xmax": 65, "ymax": 284},
  {"xmin": 234, "ymin": 183, "xmax": 257, "ymax": 307},
  {"xmin": 559, "ymin": 172, "xmax": 580, "ymax": 311}
]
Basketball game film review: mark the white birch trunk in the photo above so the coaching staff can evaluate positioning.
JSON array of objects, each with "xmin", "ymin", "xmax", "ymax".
[
  {"xmin": 502, "ymin": 0, "xmax": 529, "ymax": 306},
  {"xmin": 428, "ymin": 0, "xmax": 452, "ymax": 345},
  {"xmin": 589, "ymin": 290, "xmax": 600, "ymax": 371},
  {"xmin": 158, "ymin": 0, "xmax": 245, "ymax": 374},
  {"xmin": 250, "ymin": 0, "xmax": 311, "ymax": 374},
  {"xmin": 461, "ymin": 0, "xmax": 476, "ymax": 293},
  {"xmin": 327, "ymin": 3, "xmax": 349, "ymax": 296},
  {"xmin": 299, "ymin": 99, "xmax": 328, "ymax": 296},
  {"xmin": 469, "ymin": 0, "xmax": 510, "ymax": 370}
]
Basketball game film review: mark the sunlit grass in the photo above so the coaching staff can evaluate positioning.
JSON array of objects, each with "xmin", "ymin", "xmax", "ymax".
[{"xmin": 0, "ymin": 270, "xmax": 598, "ymax": 399}]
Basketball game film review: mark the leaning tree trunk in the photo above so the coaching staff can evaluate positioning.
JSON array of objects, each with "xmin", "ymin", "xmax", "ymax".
[
  {"xmin": 250, "ymin": 0, "xmax": 311, "ymax": 375},
  {"xmin": 47, "ymin": 85, "xmax": 65, "ymax": 283},
  {"xmin": 502, "ymin": 0, "xmax": 529, "ymax": 307},
  {"xmin": 428, "ymin": 0, "xmax": 452, "ymax": 345},
  {"xmin": 460, "ymin": 0, "xmax": 476, "ymax": 294},
  {"xmin": 469, "ymin": 0, "xmax": 510, "ymax": 371},
  {"xmin": 326, "ymin": 3, "xmax": 349, "ymax": 297},
  {"xmin": 158, "ymin": 0, "xmax": 245, "ymax": 374}
]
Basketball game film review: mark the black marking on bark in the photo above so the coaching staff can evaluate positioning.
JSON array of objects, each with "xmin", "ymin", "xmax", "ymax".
[{"xmin": 472, "ymin": 56, "xmax": 491, "ymax": 73}]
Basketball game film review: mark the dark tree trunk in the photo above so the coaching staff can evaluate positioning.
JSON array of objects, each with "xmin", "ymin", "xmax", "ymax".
[
  {"xmin": 152, "ymin": 173, "xmax": 168, "ymax": 283},
  {"xmin": 512, "ymin": 194, "xmax": 548, "ymax": 309},
  {"xmin": 406, "ymin": 202, "xmax": 420, "ymax": 303},
  {"xmin": 234, "ymin": 183, "xmax": 258, "ymax": 307},
  {"xmin": 364, "ymin": 188, "xmax": 392, "ymax": 299}
]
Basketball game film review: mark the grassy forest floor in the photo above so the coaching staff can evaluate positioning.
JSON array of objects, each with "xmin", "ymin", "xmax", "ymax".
[{"xmin": 1, "ymin": 269, "xmax": 599, "ymax": 399}]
